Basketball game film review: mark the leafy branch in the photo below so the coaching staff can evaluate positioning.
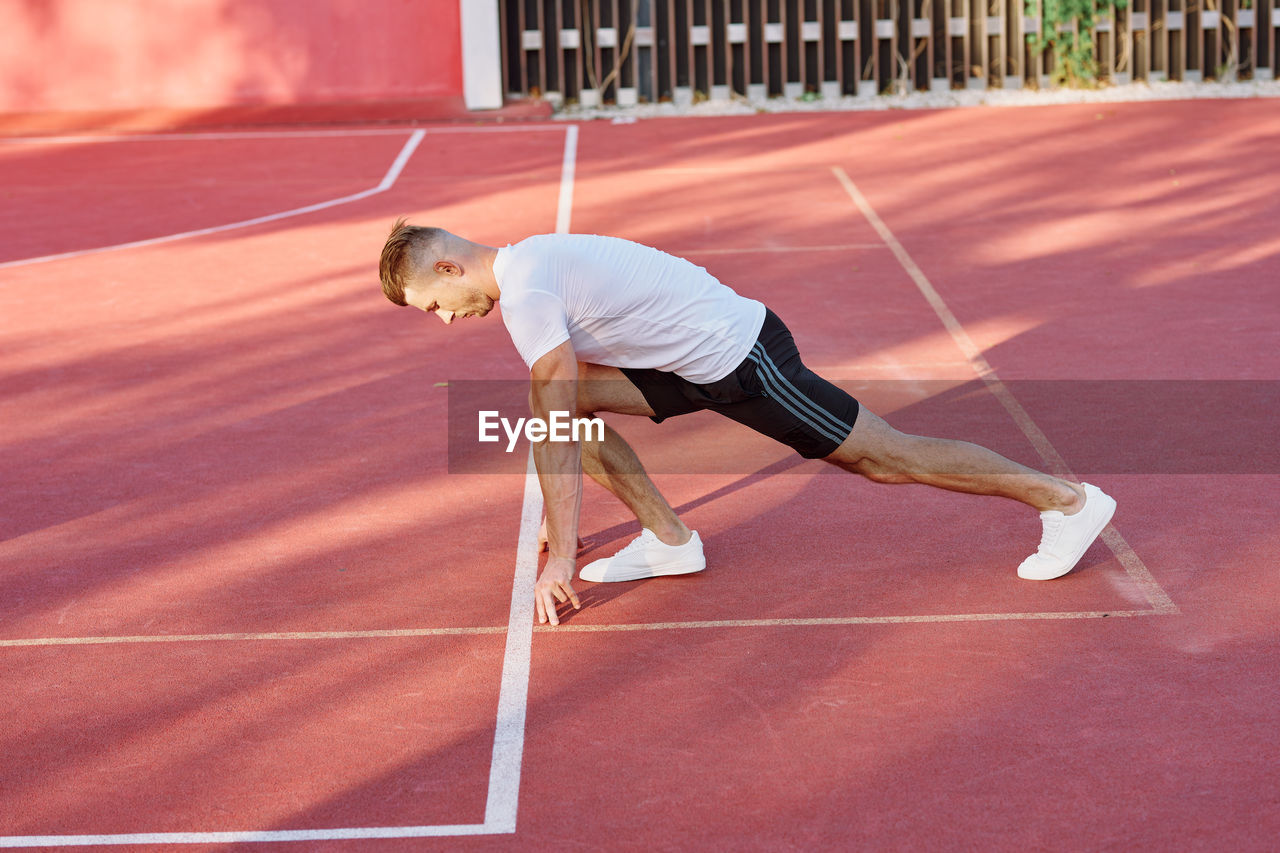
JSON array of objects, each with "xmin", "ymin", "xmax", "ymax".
[{"xmin": 1026, "ymin": 0, "xmax": 1130, "ymax": 86}]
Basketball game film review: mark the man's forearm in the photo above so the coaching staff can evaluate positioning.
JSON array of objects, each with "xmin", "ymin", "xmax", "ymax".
[
  {"xmin": 533, "ymin": 436, "xmax": 582, "ymax": 559},
  {"xmin": 527, "ymin": 351, "xmax": 584, "ymax": 564}
]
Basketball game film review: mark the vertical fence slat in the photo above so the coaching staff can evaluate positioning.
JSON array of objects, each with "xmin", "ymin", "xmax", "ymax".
[
  {"xmin": 1133, "ymin": 0, "xmax": 1144, "ymax": 81},
  {"xmin": 710, "ymin": 0, "xmax": 730, "ymax": 99},
  {"xmin": 685, "ymin": 0, "xmax": 697, "ymax": 102},
  {"xmin": 553, "ymin": 0, "xmax": 565, "ymax": 99},
  {"xmin": 1242, "ymin": 0, "xmax": 1257, "ymax": 79},
  {"xmin": 1027, "ymin": 0, "xmax": 1041, "ymax": 86},
  {"xmin": 1121, "ymin": 0, "xmax": 1138, "ymax": 84},
  {"xmin": 997, "ymin": 0, "xmax": 1006, "ymax": 86},
  {"xmin": 1007, "ymin": 0, "xmax": 1021, "ymax": 87},
  {"xmin": 641, "ymin": 0, "xmax": 657, "ymax": 103},
  {"xmin": 1264, "ymin": 0, "xmax": 1274, "ymax": 78},
  {"xmin": 930, "ymin": 0, "xmax": 946, "ymax": 91},
  {"xmin": 745, "ymin": 0, "xmax": 761, "ymax": 99},
  {"xmin": 532, "ymin": 0, "xmax": 542, "ymax": 94},
  {"xmin": 1269, "ymin": 0, "xmax": 1277, "ymax": 78},
  {"xmin": 841, "ymin": 0, "xmax": 862, "ymax": 94},
  {"xmin": 1187, "ymin": 0, "xmax": 1203, "ymax": 81},
  {"xmin": 1176, "ymin": 0, "xmax": 1189, "ymax": 81},
  {"xmin": 1156, "ymin": 0, "xmax": 1169, "ymax": 80}
]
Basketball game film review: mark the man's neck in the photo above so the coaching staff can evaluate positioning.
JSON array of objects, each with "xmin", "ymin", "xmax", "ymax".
[{"xmin": 474, "ymin": 245, "xmax": 501, "ymax": 300}]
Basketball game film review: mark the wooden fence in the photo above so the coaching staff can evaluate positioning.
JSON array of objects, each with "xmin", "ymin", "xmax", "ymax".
[{"xmin": 499, "ymin": 0, "xmax": 1277, "ymax": 104}]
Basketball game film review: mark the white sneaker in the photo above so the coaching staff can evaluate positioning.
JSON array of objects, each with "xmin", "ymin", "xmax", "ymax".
[
  {"xmin": 578, "ymin": 529, "xmax": 706, "ymax": 583},
  {"xmin": 1017, "ymin": 483, "xmax": 1117, "ymax": 580}
]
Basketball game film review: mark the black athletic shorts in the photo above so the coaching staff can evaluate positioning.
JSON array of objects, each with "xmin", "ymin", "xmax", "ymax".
[{"xmin": 620, "ymin": 309, "xmax": 860, "ymax": 459}]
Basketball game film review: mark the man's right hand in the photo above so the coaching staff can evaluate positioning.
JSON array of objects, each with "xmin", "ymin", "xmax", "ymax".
[{"xmin": 535, "ymin": 556, "xmax": 581, "ymax": 626}]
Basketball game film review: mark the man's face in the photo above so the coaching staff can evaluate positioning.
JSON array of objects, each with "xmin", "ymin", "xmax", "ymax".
[{"xmin": 403, "ymin": 275, "xmax": 494, "ymax": 325}]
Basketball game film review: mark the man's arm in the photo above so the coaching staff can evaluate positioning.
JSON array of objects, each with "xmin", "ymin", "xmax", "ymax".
[{"xmin": 529, "ymin": 339, "xmax": 582, "ymax": 626}]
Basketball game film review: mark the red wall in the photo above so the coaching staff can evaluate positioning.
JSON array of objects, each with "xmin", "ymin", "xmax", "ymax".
[{"xmin": 0, "ymin": 0, "xmax": 463, "ymax": 113}]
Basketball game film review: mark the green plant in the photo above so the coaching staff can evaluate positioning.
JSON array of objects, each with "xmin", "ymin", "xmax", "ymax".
[{"xmin": 1025, "ymin": 0, "xmax": 1129, "ymax": 86}]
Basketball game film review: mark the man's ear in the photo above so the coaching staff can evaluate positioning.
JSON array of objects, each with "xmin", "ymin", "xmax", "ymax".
[{"xmin": 434, "ymin": 259, "xmax": 462, "ymax": 277}]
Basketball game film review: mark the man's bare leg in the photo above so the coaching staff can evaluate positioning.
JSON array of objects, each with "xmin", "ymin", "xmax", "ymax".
[
  {"xmin": 827, "ymin": 407, "xmax": 1115, "ymax": 580},
  {"xmin": 538, "ymin": 363, "xmax": 691, "ymax": 550},
  {"xmin": 536, "ymin": 423, "xmax": 690, "ymax": 549},
  {"xmin": 579, "ymin": 422, "xmax": 691, "ymax": 545},
  {"xmin": 826, "ymin": 408, "xmax": 1087, "ymax": 513}
]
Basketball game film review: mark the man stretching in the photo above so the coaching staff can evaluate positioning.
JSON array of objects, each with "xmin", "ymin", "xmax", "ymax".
[{"xmin": 378, "ymin": 222, "xmax": 1116, "ymax": 626}]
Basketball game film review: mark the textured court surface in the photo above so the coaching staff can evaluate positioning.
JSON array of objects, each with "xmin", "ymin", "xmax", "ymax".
[{"xmin": 1, "ymin": 100, "xmax": 1278, "ymax": 849}]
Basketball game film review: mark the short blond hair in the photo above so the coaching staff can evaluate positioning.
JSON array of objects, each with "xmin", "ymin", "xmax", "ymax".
[{"xmin": 378, "ymin": 218, "xmax": 448, "ymax": 306}]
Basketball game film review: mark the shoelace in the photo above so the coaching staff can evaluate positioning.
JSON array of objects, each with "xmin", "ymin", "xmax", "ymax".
[
  {"xmin": 614, "ymin": 531, "xmax": 657, "ymax": 557},
  {"xmin": 1037, "ymin": 516, "xmax": 1065, "ymax": 554}
]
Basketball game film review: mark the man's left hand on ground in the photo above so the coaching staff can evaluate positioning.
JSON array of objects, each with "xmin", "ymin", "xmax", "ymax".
[{"xmin": 535, "ymin": 556, "xmax": 581, "ymax": 626}]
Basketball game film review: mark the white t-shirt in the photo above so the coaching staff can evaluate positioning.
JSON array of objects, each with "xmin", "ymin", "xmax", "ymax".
[{"xmin": 493, "ymin": 234, "xmax": 766, "ymax": 384}]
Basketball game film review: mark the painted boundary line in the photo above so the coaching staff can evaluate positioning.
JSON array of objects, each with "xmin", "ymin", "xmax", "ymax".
[
  {"xmin": 0, "ymin": 123, "xmax": 577, "ymax": 849},
  {"xmin": 483, "ymin": 122, "xmax": 574, "ymax": 833},
  {"xmin": 0, "ymin": 125, "xmax": 568, "ymax": 145},
  {"xmin": 0, "ymin": 123, "xmax": 567, "ymax": 271},
  {"xmin": 677, "ymin": 243, "xmax": 887, "ymax": 255},
  {"xmin": 0, "ymin": 605, "xmax": 1164, "ymax": 649},
  {"xmin": 0, "ymin": 627, "xmax": 507, "ymax": 647},
  {"xmin": 0, "ymin": 826, "xmax": 496, "ymax": 848},
  {"xmin": 542, "ymin": 609, "xmax": 1163, "ymax": 631},
  {"xmin": 830, "ymin": 166, "xmax": 1178, "ymax": 616},
  {"xmin": 0, "ymin": 129, "xmax": 424, "ymax": 271},
  {"xmin": 482, "ymin": 451, "xmax": 543, "ymax": 834}
]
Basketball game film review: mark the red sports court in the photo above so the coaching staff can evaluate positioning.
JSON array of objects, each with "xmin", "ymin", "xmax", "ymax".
[{"xmin": 2, "ymin": 2, "xmax": 1278, "ymax": 850}]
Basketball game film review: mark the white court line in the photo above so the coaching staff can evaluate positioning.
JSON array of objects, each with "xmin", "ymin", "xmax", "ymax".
[
  {"xmin": 604, "ymin": 166, "xmax": 836, "ymax": 175},
  {"xmin": 482, "ymin": 451, "xmax": 544, "ymax": 833},
  {"xmin": 831, "ymin": 166, "xmax": 1178, "ymax": 616},
  {"xmin": 0, "ymin": 826, "xmax": 495, "ymax": 848},
  {"xmin": 544, "ymin": 610, "xmax": 1163, "ymax": 632},
  {"xmin": 0, "ymin": 125, "xmax": 567, "ymax": 145},
  {"xmin": 809, "ymin": 361, "xmax": 974, "ymax": 373},
  {"xmin": 0, "ymin": 606, "xmax": 1159, "ymax": 650},
  {"xmin": 0, "ymin": 123, "xmax": 578, "ymax": 849},
  {"xmin": 0, "ymin": 129, "xmax": 426, "ymax": 271},
  {"xmin": 0, "ymin": 627, "xmax": 506, "ymax": 648},
  {"xmin": 555, "ymin": 125, "xmax": 578, "ymax": 234},
  {"xmin": 483, "ymin": 122, "xmax": 576, "ymax": 834},
  {"xmin": 0, "ymin": 606, "xmax": 1164, "ymax": 649},
  {"xmin": 677, "ymin": 243, "xmax": 887, "ymax": 255}
]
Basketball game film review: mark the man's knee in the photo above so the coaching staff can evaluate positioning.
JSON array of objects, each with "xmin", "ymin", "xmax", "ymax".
[
  {"xmin": 827, "ymin": 447, "xmax": 906, "ymax": 483},
  {"xmin": 825, "ymin": 411, "xmax": 918, "ymax": 483},
  {"xmin": 849, "ymin": 454, "xmax": 914, "ymax": 484}
]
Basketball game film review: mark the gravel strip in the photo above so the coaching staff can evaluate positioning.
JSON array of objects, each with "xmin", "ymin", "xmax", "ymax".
[{"xmin": 552, "ymin": 79, "xmax": 1280, "ymax": 121}]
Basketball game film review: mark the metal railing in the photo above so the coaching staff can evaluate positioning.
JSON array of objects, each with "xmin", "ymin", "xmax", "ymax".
[{"xmin": 499, "ymin": 0, "xmax": 1277, "ymax": 104}]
